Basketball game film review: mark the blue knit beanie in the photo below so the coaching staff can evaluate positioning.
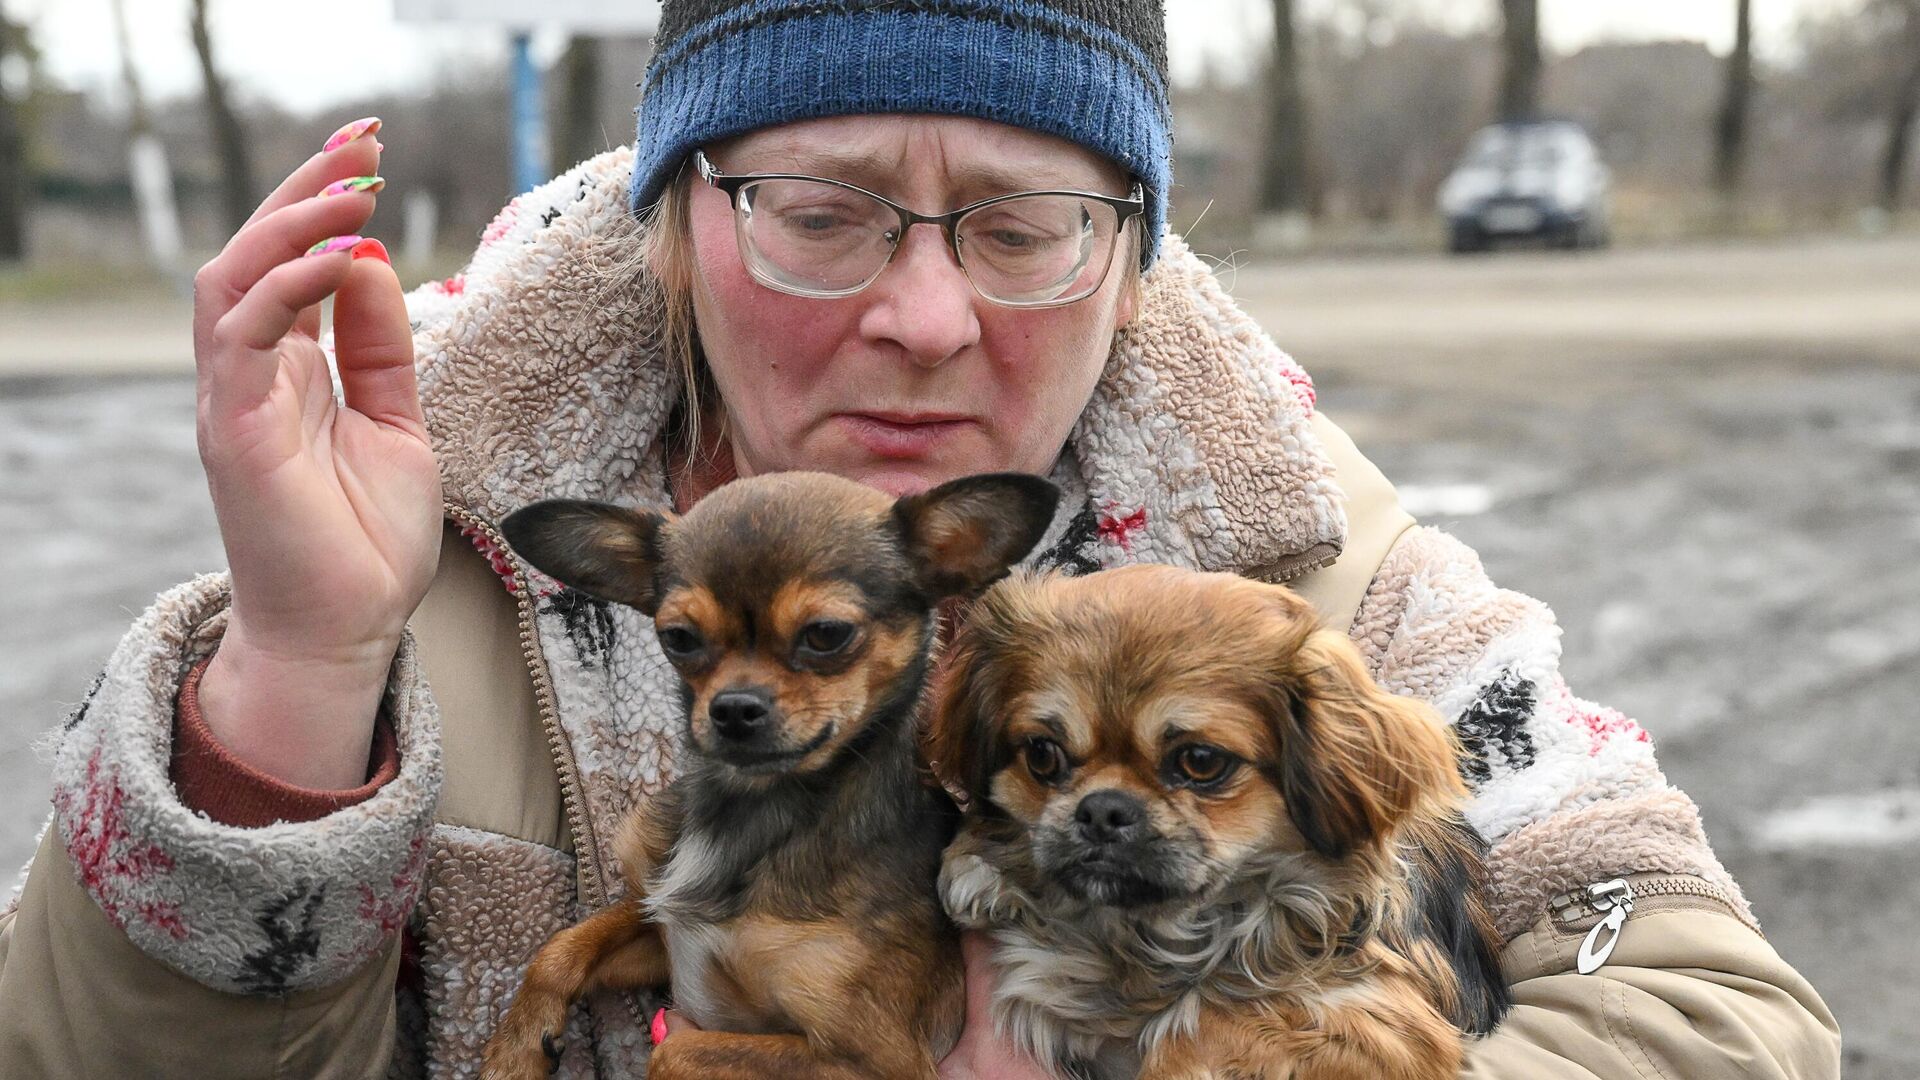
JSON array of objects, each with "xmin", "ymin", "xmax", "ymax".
[{"xmin": 628, "ymin": 0, "xmax": 1172, "ymax": 268}]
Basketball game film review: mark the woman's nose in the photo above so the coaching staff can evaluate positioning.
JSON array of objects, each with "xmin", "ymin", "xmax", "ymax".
[{"xmin": 857, "ymin": 224, "xmax": 982, "ymax": 368}]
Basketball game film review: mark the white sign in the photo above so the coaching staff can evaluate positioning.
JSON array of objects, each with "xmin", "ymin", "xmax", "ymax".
[{"xmin": 393, "ymin": 0, "xmax": 662, "ymax": 34}]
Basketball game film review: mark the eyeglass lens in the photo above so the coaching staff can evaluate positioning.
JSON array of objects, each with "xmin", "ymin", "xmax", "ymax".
[{"xmin": 734, "ymin": 179, "xmax": 1121, "ymax": 305}]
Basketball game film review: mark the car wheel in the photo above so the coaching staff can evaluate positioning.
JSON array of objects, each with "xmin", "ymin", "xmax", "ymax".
[{"xmin": 1449, "ymin": 222, "xmax": 1488, "ymax": 254}]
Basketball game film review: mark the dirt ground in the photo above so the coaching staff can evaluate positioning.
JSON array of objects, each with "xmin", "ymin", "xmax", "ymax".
[{"xmin": 4, "ymin": 234, "xmax": 1916, "ymax": 1074}]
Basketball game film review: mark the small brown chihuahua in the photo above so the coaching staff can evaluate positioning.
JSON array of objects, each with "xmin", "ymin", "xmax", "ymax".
[{"xmin": 481, "ymin": 470, "xmax": 1058, "ymax": 1080}]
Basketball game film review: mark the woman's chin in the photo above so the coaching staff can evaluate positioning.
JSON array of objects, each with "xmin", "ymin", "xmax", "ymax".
[
  {"xmin": 779, "ymin": 432, "xmax": 1035, "ymax": 497},
  {"xmin": 846, "ymin": 465, "xmax": 950, "ymax": 498},
  {"xmin": 772, "ymin": 442, "xmax": 979, "ymax": 497},
  {"xmin": 832, "ymin": 459, "xmax": 1017, "ymax": 498}
]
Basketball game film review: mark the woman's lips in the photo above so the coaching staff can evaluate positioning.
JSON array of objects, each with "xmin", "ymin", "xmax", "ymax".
[{"xmin": 834, "ymin": 413, "xmax": 976, "ymax": 458}]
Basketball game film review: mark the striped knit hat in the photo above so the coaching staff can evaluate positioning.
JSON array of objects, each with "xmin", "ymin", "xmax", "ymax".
[{"xmin": 628, "ymin": 0, "xmax": 1173, "ymax": 267}]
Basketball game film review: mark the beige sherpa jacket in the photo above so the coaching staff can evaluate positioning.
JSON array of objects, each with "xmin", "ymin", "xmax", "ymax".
[{"xmin": 0, "ymin": 148, "xmax": 1837, "ymax": 1078}]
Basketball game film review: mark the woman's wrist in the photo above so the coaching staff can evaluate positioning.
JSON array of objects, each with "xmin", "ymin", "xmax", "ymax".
[{"xmin": 196, "ymin": 622, "xmax": 400, "ymax": 790}]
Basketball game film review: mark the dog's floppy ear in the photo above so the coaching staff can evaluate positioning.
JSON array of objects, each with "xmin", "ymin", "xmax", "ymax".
[
  {"xmin": 924, "ymin": 620, "xmax": 1000, "ymax": 799},
  {"xmin": 1276, "ymin": 628, "xmax": 1466, "ymax": 859},
  {"xmin": 893, "ymin": 473, "xmax": 1059, "ymax": 598},
  {"xmin": 499, "ymin": 499, "xmax": 672, "ymax": 615},
  {"xmin": 926, "ymin": 573, "xmax": 1054, "ymax": 802}
]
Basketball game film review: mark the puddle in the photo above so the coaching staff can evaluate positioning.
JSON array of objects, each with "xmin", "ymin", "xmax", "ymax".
[
  {"xmin": 1396, "ymin": 482, "xmax": 1496, "ymax": 518},
  {"xmin": 1754, "ymin": 789, "xmax": 1920, "ymax": 851}
]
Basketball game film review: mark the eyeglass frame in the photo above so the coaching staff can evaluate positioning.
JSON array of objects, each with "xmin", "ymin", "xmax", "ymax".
[{"xmin": 692, "ymin": 148, "xmax": 1146, "ymax": 309}]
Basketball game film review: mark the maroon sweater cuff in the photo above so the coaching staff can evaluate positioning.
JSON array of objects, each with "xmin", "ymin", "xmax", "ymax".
[{"xmin": 171, "ymin": 656, "xmax": 402, "ymax": 828}]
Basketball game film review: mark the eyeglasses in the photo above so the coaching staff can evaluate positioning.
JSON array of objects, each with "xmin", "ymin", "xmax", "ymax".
[{"xmin": 694, "ymin": 149, "xmax": 1144, "ymax": 309}]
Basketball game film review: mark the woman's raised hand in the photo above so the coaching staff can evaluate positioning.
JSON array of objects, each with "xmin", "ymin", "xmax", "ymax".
[{"xmin": 191, "ymin": 118, "xmax": 444, "ymax": 789}]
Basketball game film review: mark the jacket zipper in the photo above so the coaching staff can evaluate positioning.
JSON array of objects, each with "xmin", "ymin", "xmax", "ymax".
[
  {"xmin": 1253, "ymin": 540, "xmax": 1343, "ymax": 585},
  {"xmin": 1558, "ymin": 878, "xmax": 1634, "ymax": 974},
  {"xmin": 1550, "ymin": 874, "xmax": 1758, "ymax": 975},
  {"xmin": 445, "ymin": 503, "xmax": 607, "ymax": 910}
]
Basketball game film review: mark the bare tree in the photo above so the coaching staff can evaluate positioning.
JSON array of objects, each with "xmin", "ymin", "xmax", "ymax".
[
  {"xmin": 112, "ymin": 0, "xmax": 185, "ymax": 267},
  {"xmin": 554, "ymin": 35, "xmax": 605, "ymax": 170},
  {"xmin": 1497, "ymin": 0, "xmax": 1542, "ymax": 121},
  {"xmin": 189, "ymin": 0, "xmax": 256, "ymax": 233},
  {"xmin": 1315, "ymin": 14, "xmax": 1488, "ymax": 221},
  {"xmin": 1259, "ymin": 0, "xmax": 1320, "ymax": 216},
  {"xmin": 108, "ymin": 0, "xmax": 149, "ymax": 138},
  {"xmin": 0, "ymin": 0, "xmax": 29, "ymax": 260},
  {"xmin": 1882, "ymin": 0, "xmax": 1920, "ymax": 210},
  {"xmin": 1712, "ymin": 0, "xmax": 1755, "ymax": 199}
]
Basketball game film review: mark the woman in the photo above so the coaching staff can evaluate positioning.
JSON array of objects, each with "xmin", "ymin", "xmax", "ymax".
[{"xmin": 0, "ymin": 2, "xmax": 1837, "ymax": 1077}]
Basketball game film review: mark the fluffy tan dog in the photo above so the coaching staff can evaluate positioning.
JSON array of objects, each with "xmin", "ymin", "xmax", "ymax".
[{"xmin": 930, "ymin": 565, "xmax": 1511, "ymax": 1080}]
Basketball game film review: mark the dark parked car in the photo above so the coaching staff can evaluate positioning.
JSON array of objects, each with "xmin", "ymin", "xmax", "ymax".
[{"xmin": 1439, "ymin": 119, "xmax": 1612, "ymax": 253}]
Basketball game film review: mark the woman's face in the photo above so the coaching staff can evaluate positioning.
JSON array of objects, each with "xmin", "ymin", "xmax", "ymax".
[{"xmin": 688, "ymin": 114, "xmax": 1139, "ymax": 497}]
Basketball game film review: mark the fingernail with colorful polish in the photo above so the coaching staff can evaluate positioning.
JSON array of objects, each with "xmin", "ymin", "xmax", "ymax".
[
  {"xmin": 650, "ymin": 1009, "xmax": 669, "ymax": 1046},
  {"xmin": 322, "ymin": 117, "xmax": 381, "ymax": 153},
  {"xmin": 350, "ymin": 238, "xmax": 391, "ymax": 265},
  {"xmin": 320, "ymin": 176, "xmax": 385, "ymax": 198},
  {"xmin": 304, "ymin": 235, "xmax": 364, "ymax": 257}
]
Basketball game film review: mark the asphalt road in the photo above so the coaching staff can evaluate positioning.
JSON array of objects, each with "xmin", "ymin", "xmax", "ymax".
[{"xmin": 4, "ymin": 234, "xmax": 1916, "ymax": 1074}]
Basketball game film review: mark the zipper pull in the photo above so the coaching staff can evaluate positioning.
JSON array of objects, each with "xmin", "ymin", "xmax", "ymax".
[{"xmin": 1576, "ymin": 878, "xmax": 1635, "ymax": 974}]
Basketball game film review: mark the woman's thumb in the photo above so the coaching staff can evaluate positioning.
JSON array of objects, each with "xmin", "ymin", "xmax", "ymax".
[{"xmin": 332, "ymin": 239, "xmax": 425, "ymax": 432}]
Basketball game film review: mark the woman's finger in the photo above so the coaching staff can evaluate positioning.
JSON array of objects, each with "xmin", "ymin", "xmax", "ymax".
[
  {"xmin": 653, "ymin": 1007, "xmax": 699, "ymax": 1044},
  {"xmin": 299, "ymin": 177, "xmax": 387, "ymax": 343},
  {"xmin": 241, "ymin": 117, "xmax": 383, "ymax": 233},
  {"xmin": 195, "ymin": 186, "xmax": 381, "ymax": 348},
  {"xmin": 938, "ymin": 932, "xmax": 1055, "ymax": 1080},
  {"xmin": 331, "ymin": 240, "xmax": 425, "ymax": 434},
  {"xmin": 960, "ymin": 931, "xmax": 998, "ymax": 1026},
  {"xmin": 195, "ymin": 117, "xmax": 381, "ymax": 351},
  {"xmin": 203, "ymin": 245, "xmax": 358, "ymax": 419}
]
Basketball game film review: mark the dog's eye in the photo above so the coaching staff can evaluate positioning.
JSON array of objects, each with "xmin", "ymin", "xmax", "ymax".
[
  {"xmin": 1022, "ymin": 737, "xmax": 1069, "ymax": 784},
  {"xmin": 798, "ymin": 620, "xmax": 856, "ymax": 656},
  {"xmin": 1169, "ymin": 744, "xmax": 1236, "ymax": 787},
  {"xmin": 656, "ymin": 625, "xmax": 705, "ymax": 658}
]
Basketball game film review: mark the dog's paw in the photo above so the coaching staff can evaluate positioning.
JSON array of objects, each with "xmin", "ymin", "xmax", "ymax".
[
  {"xmin": 939, "ymin": 851, "xmax": 1016, "ymax": 927},
  {"xmin": 479, "ymin": 1033, "xmax": 563, "ymax": 1080},
  {"xmin": 480, "ymin": 996, "xmax": 569, "ymax": 1080},
  {"xmin": 643, "ymin": 1037, "xmax": 691, "ymax": 1080}
]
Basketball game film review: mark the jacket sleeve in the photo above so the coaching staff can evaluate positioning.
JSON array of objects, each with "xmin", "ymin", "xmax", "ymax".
[
  {"xmin": 0, "ymin": 574, "xmax": 444, "ymax": 1079},
  {"xmin": 1463, "ymin": 900, "xmax": 1838, "ymax": 1077},
  {"xmin": 1347, "ymin": 526, "xmax": 1840, "ymax": 1079}
]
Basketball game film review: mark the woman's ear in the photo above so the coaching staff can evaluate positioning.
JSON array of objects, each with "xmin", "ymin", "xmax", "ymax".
[
  {"xmin": 1274, "ymin": 629, "xmax": 1467, "ymax": 859},
  {"xmin": 499, "ymin": 499, "xmax": 673, "ymax": 615},
  {"xmin": 1111, "ymin": 224, "xmax": 1145, "ymax": 332}
]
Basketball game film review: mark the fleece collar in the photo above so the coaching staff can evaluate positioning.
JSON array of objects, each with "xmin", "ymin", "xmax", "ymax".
[{"xmin": 406, "ymin": 148, "xmax": 1344, "ymax": 581}]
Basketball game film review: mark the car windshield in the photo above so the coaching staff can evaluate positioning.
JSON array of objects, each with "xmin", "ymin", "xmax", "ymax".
[{"xmin": 1466, "ymin": 127, "xmax": 1569, "ymax": 169}]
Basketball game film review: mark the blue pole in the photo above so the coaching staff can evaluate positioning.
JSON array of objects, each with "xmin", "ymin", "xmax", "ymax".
[{"xmin": 510, "ymin": 32, "xmax": 549, "ymax": 195}]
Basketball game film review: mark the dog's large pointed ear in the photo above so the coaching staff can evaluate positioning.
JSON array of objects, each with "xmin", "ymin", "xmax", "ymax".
[
  {"xmin": 499, "ymin": 499, "xmax": 673, "ymax": 615},
  {"xmin": 1276, "ymin": 628, "xmax": 1466, "ymax": 860},
  {"xmin": 893, "ymin": 473, "xmax": 1059, "ymax": 598}
]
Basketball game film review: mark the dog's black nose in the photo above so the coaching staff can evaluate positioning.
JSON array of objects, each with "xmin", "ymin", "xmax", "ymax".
[
  {"xmin": 709, "ymin": 690, "xmax": 773, "ymax": 741},
  {"xmin": 1075, "ymin": 790, "xmax": 1147, "ymax": 844}
]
